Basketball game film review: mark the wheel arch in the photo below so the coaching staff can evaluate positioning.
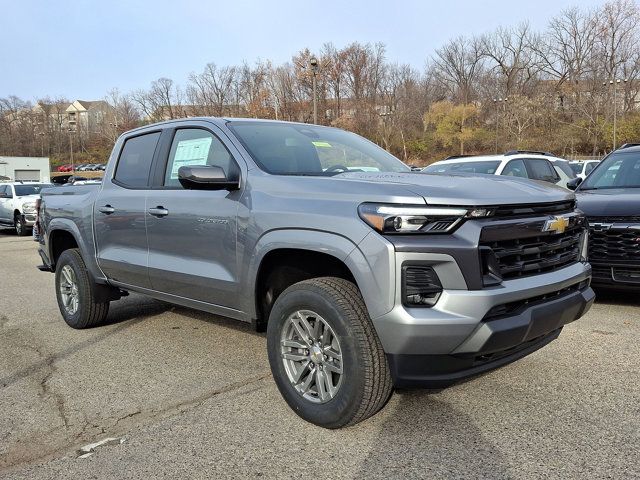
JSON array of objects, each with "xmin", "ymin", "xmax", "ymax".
[
  {"xmin": 46, "ymin": 219, "xmax": 106, "ymax": 282},
  {"xmin": 246, "ymin": 229, "xmax": 367, "ymax": 327}
]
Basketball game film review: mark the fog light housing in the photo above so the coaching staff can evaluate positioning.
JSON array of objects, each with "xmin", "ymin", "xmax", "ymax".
[{"xmin": 402, "ymin": 265, "xmax": 443, "ymax": 307}]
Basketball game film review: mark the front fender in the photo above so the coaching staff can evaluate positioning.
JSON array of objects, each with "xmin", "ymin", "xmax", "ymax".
[{"xmin": 242, "ymin": 228, "xmax": 391, "ymax": 320}]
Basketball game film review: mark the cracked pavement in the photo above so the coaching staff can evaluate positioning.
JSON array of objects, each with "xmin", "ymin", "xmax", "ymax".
[{"xmin": 0, "ymin": 232, "xmax": 638, "ymax": 479}]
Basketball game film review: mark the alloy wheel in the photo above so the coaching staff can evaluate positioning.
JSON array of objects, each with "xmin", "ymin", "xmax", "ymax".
[
  {"xmin": 59, "ymin": 265, "xmax": 79, "ymax": 315},
  {"xmin": 280, "ymin": 310, "xmax": 343, "ymax": 403}
]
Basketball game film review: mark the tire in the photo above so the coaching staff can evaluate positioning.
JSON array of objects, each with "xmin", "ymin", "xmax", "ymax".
[
  {"xmin": 14, "ymin": 214, "xmax": 28, "ymax": 236},
  {"xmin": 267, "ymin": 277, "xmax": 393, "ymax": 428},
  {"xmin": 54, "ymin": 248, "xmax": 110, "ymax": 329}
]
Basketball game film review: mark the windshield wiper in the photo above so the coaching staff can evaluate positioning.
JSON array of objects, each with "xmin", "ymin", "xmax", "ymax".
[{"xmin": 580, "ymin": 185, "xmax": 640, "ymax": 190}]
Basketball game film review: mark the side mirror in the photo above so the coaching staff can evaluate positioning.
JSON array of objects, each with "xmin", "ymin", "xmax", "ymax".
[
  {"xmin": 566, "ymin": 177, "xmax": 583, "ymax": 191},
  {"xmin": 178, "ymin": 165, "xmax": 240, "ymax": 191}
]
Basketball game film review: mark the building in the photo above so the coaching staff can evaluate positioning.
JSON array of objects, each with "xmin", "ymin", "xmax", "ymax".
[
  {"xmin": 66, "ymin": 100, "xmax": 114, "ymax": 133},
  {"xmin": 0, "ymin": 157, "xmax": 51, "ymax": 182}
]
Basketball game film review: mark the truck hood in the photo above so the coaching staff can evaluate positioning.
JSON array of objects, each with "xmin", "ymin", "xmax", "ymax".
[
  {"xmin": 336, "ymin": 172, "xmax": 573, "ymax": 206},
  {"xmin": 575, "ymin": 188, "xmax": 640, "ymax": 216},
  {"xmin": 14, "ymin": 194, "xmax": 40, "ymax": 204}
]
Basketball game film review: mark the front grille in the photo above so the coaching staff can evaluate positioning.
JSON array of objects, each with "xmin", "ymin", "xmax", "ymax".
[
  {"xmin": 589, "ymin": 216, "xmax": 640, "ymax": 223},
  {"xmin": 481, "ymin": 228, "xmax": 582, "ymax": 280},
  {"xmin": 612, "ymin": 266, "xmax": 640, "ymax": 284},
  {"xmin": 591, "ymin": 265, "xmax": 612, "ymax": 283},
  {"xmin": 493, "ymin": 200, "xmax": 575, "ymax": 218},
  {"xmin": 588, "ymin": 224, "xmax": 640, "ymax": 263}
]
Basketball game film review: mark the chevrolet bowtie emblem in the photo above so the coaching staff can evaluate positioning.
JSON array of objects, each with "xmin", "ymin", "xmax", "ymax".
[{"xmin": 543, "ymin": 215, "xmax": 570, "ymax": 234}]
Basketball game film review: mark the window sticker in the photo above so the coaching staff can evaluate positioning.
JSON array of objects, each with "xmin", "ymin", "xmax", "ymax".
[
  {"xmin": 312, "ymin": 141, "xmax": 332, "ymax": 148},
  {"xmin": 170, "ymin": 137, "xmax": 212, "ymax": 179}
]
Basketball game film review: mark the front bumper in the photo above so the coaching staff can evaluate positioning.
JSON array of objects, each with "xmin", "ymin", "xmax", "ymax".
[
  {"xmin": 21, "ymin": 213, "xmax": 36, "ymax": 227},
  {"xmin": 373, "ymin": 259, "xmax": 594, "ymax": 387}
]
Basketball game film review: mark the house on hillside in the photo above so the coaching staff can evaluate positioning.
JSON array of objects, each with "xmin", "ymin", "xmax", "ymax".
[{"xmin": 66, "ymin": 100, "xmax": 115, "ymax": 133}]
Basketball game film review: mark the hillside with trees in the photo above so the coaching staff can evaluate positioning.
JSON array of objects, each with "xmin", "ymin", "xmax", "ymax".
[{"xmin": 1, "ymin": 0, "xmax": 639, "ymax": 167}]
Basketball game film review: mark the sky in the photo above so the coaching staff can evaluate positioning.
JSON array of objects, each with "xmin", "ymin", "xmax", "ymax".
[{"xmin": 0, "ymin": 0, "xmax": 609, "ymax": 101}]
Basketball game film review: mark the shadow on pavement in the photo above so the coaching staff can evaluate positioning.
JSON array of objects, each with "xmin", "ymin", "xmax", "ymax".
[{"xmin": 356, "ymin": 390, "xmax": 511, "ymax": 479}]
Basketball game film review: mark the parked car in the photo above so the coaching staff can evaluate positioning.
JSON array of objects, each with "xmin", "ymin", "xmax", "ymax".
[
  {"xmin": 76, "ymin": 164, "xmax": 93, "ymax": 171},
  {"xmin": 36, "ymin": 119, "xmax": 593, "ymax": 428},
  {"xmin": 571, "ymin": 144, "xmax": 640, "ymax": 289},
  {"xmin": 569, "ymin": 160, "xmax": 600, "ymax": 180},
  {"xmin": 423, "ymin": 150, "xmax": 577, "ymax": 189},
  {"xmin": 0, "ymin": 182, "xmax": 54, "ymax": 235},
  {"xmin": 57, "ymin": 164, "xmax": 73, "ymax": 172},
  {"xmin": 96, "ymin": 164, "xmax": 106, "ymax": 171}
]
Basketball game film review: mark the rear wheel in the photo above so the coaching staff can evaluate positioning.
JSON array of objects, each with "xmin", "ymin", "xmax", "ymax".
[
  {"xmin": 55, "ymin": 249, "xmax": 110, "ymax": 329},
  {"xmin": 267, "ymin": 277, "xmax": 393, "ymax": 428},
  {"xmin": 14, "ymin": 214, "xmax": 28, "ymax": 236}
]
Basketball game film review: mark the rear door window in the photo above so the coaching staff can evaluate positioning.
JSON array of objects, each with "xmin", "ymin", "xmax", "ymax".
[
  {"xmin": 114, "ymin": 132, "xmax": 161, "ymax": 188},
  {"xmin": 502, "ymin": 159, "xmax": 528, "ymax": 178},
  {"xmin": 524, "ymin": 159, "xmax": 559, "ymax": 183}
]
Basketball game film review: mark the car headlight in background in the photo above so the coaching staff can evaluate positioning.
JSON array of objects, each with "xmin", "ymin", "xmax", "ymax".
[
  {"xmin": 358, "ymin": 203, "xmax": 493, "ymax": 234},
  {"xmin": 22, "ymin": 203, "xmax": 36, "ymax": 214}
]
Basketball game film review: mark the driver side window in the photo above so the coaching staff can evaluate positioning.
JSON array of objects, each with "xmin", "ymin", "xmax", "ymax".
[{"xmin": 164, "ymin": 128, "xmax": 239, "ymax": 188}]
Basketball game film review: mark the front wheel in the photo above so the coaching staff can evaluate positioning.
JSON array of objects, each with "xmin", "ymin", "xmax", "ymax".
[
  {"xmin": 267, "ymin": 277, "xmax": 393, "ymax": 428},
  {"xmin": 55, "ymin": 249, "xmax": 110, "ymax": 329},
  {"xmin": 14, "ymin": 214, "xmax": 28, "ymax": 236}
]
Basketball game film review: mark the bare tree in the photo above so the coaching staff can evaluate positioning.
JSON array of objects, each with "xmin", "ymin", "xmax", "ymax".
[
  {"xmin": 431, "ymin": 35, "xmax": 484, "ymax": 104},
  {"xmin": 481, "ymin": 23, "xmax": 542, "ymax": 97},
  {"xmin": 187, "ymin": 63, "xmax": 237, "ymax": 116}
]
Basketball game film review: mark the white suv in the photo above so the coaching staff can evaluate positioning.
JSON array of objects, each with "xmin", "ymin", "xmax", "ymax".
[
  {"xmin": 423, "ymin": 150, "xmax": 577, "ymax": 189},
  {"xmin": 569, "ymin": 160, "xmax": 599, "ymax": 180},
  {"xmin": 0, "ymin": 182, "xmax": 53, "ymax": 236}
]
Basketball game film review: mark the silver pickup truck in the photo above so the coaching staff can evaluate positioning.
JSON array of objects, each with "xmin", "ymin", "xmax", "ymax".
[{"xmin": 36, "ymin": 118, "xmax": 594, "ymax": 428}]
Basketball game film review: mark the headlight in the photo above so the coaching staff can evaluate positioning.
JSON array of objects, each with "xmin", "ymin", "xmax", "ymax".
[
  {"xmin": 358, "ymin": 203, "xmax": 493, "ymax": 234},
  {"xmin": 22, "ymin": 203, "xmax": 36, "ymax": 214}
]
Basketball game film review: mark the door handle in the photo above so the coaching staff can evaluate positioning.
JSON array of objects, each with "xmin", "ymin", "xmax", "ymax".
[
  {"xmin": 148, "ymin": 206, "xmax": 169, "ymax": 217},
  {"xmin": 98, "ymin": 205, "xmax": 115, "ymax": 215}
]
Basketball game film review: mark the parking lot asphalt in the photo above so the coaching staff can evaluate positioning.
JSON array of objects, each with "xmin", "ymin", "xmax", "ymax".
[{"xmin": 0, "ymin": 231, "xmax": 638, "ymax": 479}]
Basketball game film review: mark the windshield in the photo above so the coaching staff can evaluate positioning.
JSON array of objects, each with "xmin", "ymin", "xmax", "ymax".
[
  {"xmin": 569, "ymin": 163, "xmax": 583, "ymax": 174},
  {"xmin": 423, "ymin": 161, "xmax": 500, "ymax": 175},
  {"xmin": 227, "ymin": 122, "xmax": 410, "ymax": 175},
  {"xmin": 14, "ymin": 184, "xmax": 53, "ymax": 196},
  {"xmin": 580, "ymin": 152, "xmax": 640, "ymax": 190}
]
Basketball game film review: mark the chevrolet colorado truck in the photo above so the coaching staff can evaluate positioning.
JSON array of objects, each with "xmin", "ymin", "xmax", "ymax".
[{"xmin": 36, "ymin": 118, "xmax": 594, "ymax": 428}]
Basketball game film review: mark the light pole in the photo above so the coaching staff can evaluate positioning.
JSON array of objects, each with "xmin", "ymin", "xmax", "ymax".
[
  {"xmin": 603, "ymin": 78, "xmax": 627, "ymax": 150},
  {"xmin": 68, "ymin": 128, "xmax": 75, "ymax": 172},
  {"xmin": 309, "ymin": 57, "xmax": 319, "ymax": 124}
]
